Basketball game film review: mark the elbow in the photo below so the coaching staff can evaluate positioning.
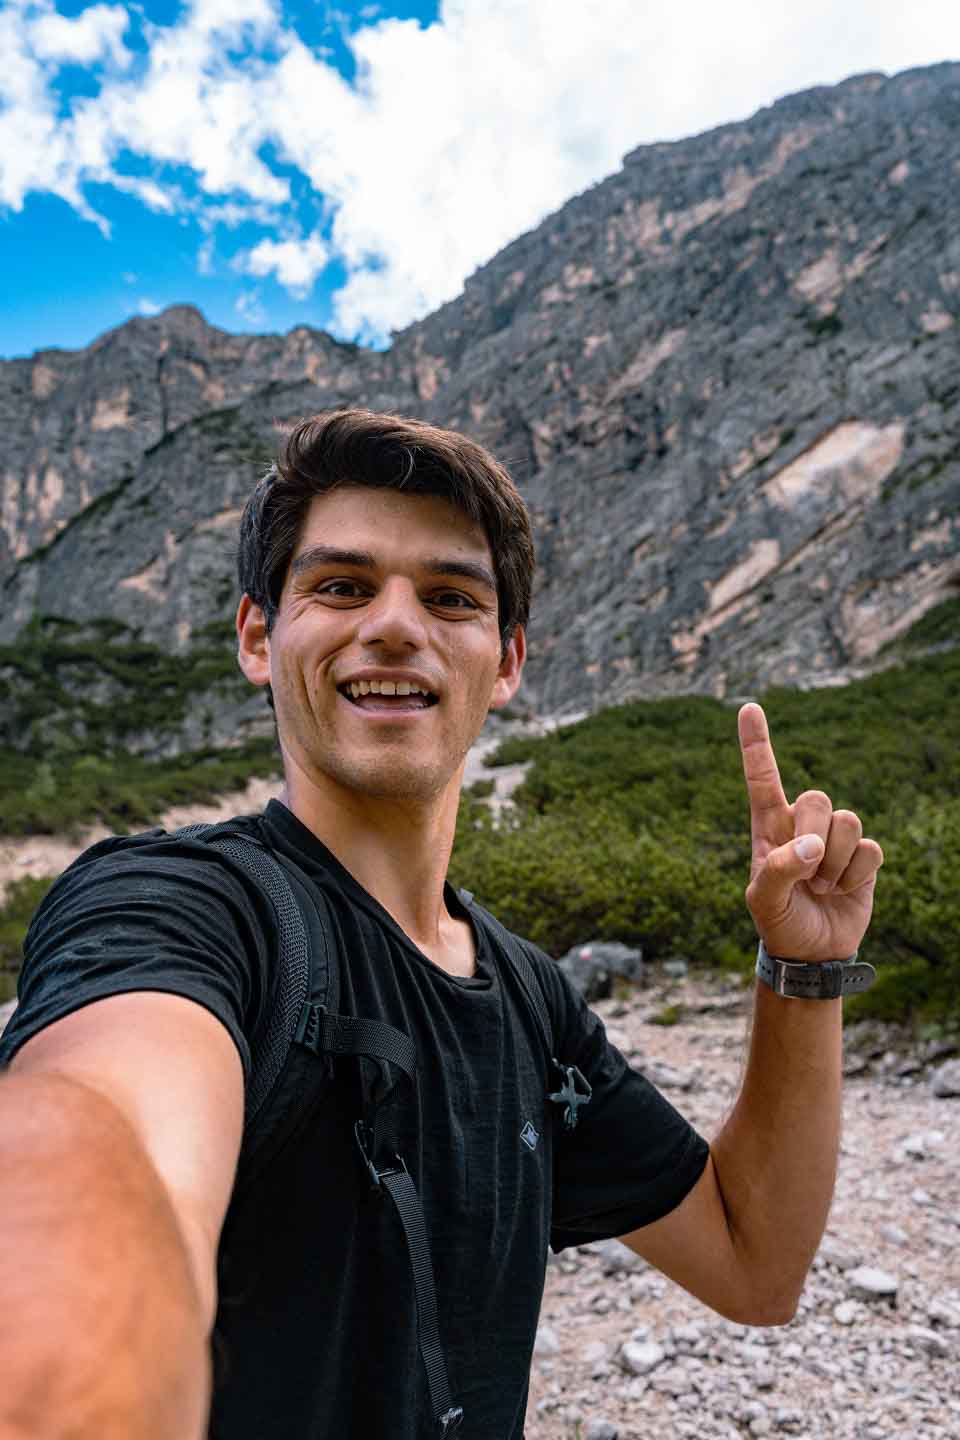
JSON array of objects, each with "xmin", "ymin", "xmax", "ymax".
[
  {"xmin": 723, "ymin": 1285, "xmax": 802, "ymax": 1328},
  {"xmin": 742, "ymin": 1298, "xmax": 800, "ymax": 1328}
]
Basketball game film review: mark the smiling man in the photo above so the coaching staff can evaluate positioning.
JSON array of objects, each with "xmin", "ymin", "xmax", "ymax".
[{"xmin": 0, "ymin": 409, "xmax": 883, "ymax": 1440}]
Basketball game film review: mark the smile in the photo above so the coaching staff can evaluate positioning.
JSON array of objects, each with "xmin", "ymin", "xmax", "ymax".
[{"xmin": 337, "ymin": 687, "xmax": 439, "ymax": 718}]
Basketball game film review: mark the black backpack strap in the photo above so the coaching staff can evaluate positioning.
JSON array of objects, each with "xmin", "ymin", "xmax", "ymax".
[
  {"xmin": 170, "ymin": 822, "xmax": 313, "ymax": 1128},
  {"xmin": 296, "ymin": 1006, "xmax": 464, "ymax": 1436},
  {"xmin": 457, "ymin": 889, "xmax": 592, "ymax": 1133}
]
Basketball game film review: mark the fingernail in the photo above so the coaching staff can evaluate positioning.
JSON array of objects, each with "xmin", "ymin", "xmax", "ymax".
[{"xmin": 795, "ymin": 836, "xmax": 823, "ymax": 861}]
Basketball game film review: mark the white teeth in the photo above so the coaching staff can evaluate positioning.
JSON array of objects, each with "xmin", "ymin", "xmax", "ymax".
[{"xmin": 343, "ymin": 679, "xmax": 434, "ymax": 699}]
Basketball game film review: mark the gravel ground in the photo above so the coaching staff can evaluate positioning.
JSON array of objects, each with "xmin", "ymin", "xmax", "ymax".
[{"xmin": 525, "ymin": 972, "xmax": 960, "ymax": 1440}]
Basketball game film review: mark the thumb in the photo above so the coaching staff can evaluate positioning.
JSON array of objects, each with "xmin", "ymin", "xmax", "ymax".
[{"xmin": 747, "ymin": 833, "xmax": 824, "ymax": 918}]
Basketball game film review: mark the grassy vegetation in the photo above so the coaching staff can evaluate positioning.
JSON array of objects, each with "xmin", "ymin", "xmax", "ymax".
[
  {"xmin": 0, "ymin": 615, "xmax": 281, "ymax": 836},
  {"xmin": 449, "ymin": 643, "xmax": 960, "ymax": 1029},
  {"xmin": 0, "ymin": 876, "xmax": 54, "ymax": 1002}
]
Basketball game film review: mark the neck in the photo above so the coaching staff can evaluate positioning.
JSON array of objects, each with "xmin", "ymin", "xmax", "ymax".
[{"xmin": 278, "ymin": 765, "xmax": 464, "ymax": 950}]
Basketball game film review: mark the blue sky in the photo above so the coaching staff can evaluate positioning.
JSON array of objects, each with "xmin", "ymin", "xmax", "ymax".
[{"xmin": 2, "ymin": 0, "xmax": 958, "ymax": 360}]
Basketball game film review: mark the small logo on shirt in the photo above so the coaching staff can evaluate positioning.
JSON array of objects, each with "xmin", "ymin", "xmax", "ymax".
[{"xmin": 520, "ymin": 1121, "xmax": 540, "ymax": 1152}]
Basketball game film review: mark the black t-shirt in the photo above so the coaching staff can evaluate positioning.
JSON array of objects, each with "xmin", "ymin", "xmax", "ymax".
[{"xmin": 0, "ymin": 800, "xmax": 709, "ymax": 1439}]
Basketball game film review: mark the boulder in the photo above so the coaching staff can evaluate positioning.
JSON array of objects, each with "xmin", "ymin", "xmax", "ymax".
[{"xmin": 556, "ymin": 941, "xmax": 644, "ymax": 1000}]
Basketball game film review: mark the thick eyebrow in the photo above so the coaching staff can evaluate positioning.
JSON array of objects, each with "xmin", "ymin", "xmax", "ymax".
[{"xmin": 291, "ymin": 544, "xmax": 497, "ymax": 593}]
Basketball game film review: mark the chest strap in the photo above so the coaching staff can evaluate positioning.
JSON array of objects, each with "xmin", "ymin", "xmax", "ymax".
[{"xmin": 296, "ymin": 1002, "xmax": 464, "ymax": 1437}]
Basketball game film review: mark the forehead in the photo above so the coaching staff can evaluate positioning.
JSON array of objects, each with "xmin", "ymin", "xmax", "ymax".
[{"xmin": 292, "ymin": 485, "xmax": 493, "ymax": 566}]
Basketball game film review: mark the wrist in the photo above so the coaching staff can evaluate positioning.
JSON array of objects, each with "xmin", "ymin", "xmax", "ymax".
[{"xmin": 755, "ymin": 940, "xmax": 875, "ymax": 999}]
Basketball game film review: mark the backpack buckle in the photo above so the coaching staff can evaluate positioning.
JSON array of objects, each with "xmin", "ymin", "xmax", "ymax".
[
  {"xmin": 439, "ymin": 1406, "xmax": 464, "ymax": 1435},
  {"xmin": 353, "ymin": 1120, "xmax": 408, "ymax": 1192},
  {"xmin": 548, "ymin": 1062, "xmax": 593, "ymax": 1131}
]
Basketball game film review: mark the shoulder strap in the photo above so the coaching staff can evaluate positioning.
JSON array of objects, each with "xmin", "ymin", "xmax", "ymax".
[
  {"xmin": 457, "ymin": 889, "xmax": 592, "ymax": 1132},
  {"xmin": 456, "ymin": 889, "xmax": 553, "ymax": 1054},
  {"xmin": 167, "ymin": 821, "xmax": 313, "ymax": 1127}
]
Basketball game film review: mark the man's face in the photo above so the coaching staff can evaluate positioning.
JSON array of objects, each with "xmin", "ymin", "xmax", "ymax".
[{"xmin": 257, "ymin": 485, "xmax": 525, "ymax": 806}]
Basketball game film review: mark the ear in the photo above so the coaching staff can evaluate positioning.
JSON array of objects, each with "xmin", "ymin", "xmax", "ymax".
[
  {"xmin": 236, "ymin": 595, "xmax": 271, "ymax": 688},
  {"xmin": 489, "ymin": 625, "xmax": 526, "ymax": 711}
]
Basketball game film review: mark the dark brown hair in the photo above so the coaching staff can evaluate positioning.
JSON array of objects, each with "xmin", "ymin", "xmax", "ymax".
[{"xmin": 238, "ymin": 408, "xmax": 535, "ymax": 657}]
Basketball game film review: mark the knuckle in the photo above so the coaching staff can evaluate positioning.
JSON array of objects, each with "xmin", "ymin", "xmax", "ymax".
[
  {"xmin": 832, "ymin": 809, "xmax": 863, "ymax": 836},
  {"xmin": 797, "ymin": 789, "xmax": 831, "ymax": 809}
]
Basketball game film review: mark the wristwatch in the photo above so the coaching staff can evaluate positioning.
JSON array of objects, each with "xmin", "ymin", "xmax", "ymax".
[{"xmin": 755, "ymin": 939, "xmax": 876, "ymax": 999}]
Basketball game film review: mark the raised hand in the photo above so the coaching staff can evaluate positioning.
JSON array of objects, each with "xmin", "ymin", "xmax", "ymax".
[{"xmin": 738, "ymin": 703, "xmax": 884, "ymax": 962}]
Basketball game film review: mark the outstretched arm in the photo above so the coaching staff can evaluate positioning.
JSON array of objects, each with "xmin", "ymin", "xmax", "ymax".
[{"xmin": 621, "ymin": 703, "xmax": 883, "ymax": 1324}]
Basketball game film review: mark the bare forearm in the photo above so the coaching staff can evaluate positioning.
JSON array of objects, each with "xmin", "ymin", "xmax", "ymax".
[
  {"xmin": 0, "ymin": 1071, "xmax": 211, "ymax": 1440},
  {"xmin": 711, "ymin": 982, "xmax": 842, "ymax": 1321}
]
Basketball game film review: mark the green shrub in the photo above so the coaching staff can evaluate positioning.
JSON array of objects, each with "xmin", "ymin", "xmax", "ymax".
[
  {"xmin": 0, "ymin": 740, "xmax": 282, "ymax": 837},
  {"xmin": 460, "ymin": 646, "xmax": 959, "ymax": 1024},
  {"xmin": 0, "ymin": 874, "xmax": 55, "ymax": 1001}
]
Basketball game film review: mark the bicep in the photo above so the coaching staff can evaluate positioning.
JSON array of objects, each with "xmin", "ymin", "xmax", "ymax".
[
  {"xmin": 10, "ymin": 991, "xmax": 245, "ymax": 1323},
  {"xmin": 618, "ymin": 1149, "xmax": 757, "ymax": 1324}
]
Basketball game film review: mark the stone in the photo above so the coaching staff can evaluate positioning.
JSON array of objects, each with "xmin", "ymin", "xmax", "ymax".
[
  {"xmin": 932, "ymin": 1060, "xmax": 960, "ymax": 1098},
  {"xmin": 899, "ymin": 1129, "xmax": 945, "ymax": 1158},
  {"xmin": 556, "ymin": 941, "xmax": 645, "ymax": 1001},
  {"xmin": 927, "ymin": 1297, "xmax": 960, "ymax": 1328},
  {"xmin": 846, "ymin": 1267, "xmax": 899, "ymax": 1302},
  {"xmin": 902, "ymin": 1325, "xmax": 951, "ymax": 1357},
  {"xmin": 585, "ymin": 1238, "xmax": 642, "ymax": 1274},
  {"xmin": 649, "ymin": 1365, "xmax": 693, "ymax": 1395},
  {"xmin": 534, "ymin": 1324, "xmax": 560, "ymax": 1356},
  {"xmin": 620, "ymin": 1340, "xmax": 666, "ymax": 1376},
  {"xmin": 817, "ymin": 1237, "xmax": 863, "ymax": 1271},
  {"xmin": 583, "ymin": 1422, "xmax": 619, "ymax": 1440}
]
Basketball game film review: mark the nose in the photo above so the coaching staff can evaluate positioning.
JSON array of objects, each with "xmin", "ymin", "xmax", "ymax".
[{"xmin": 355, "ymin": 577, "xmax": 429, "ymax": 651}]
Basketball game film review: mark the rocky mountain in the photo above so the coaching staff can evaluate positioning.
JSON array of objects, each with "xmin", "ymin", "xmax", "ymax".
[{"xmin": 1, "ymin": 62, "xmax": 958, "ymax": 761}]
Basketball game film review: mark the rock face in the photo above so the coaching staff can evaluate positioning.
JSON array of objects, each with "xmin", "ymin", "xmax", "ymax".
[{"xmin": 2, "ymin": 64, "xmax": 959, "ymax": 752}]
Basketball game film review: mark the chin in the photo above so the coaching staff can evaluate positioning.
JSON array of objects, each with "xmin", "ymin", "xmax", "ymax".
[{"xmin": 325, "ymin": 755, "xmax": 453, "ymax": 804}]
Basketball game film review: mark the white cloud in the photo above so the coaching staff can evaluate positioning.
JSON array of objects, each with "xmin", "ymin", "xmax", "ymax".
[
  {"xmin": 29, "ymin": 1, "xmax": 130, "ymax": 67},
  {"xmin": 137, "ymin": 296, "xmax": 162, "ymax": 315},
  {"xmin": 3, "ymin": 0, "xmax": 959, "ymax": 340},
  {"xmin": 234, "ymin": 232, "xmax": 330, "ymax": 296},
  {"xmin": 235, "ymin": 287, "xmax": 267, "ymax": 325}
]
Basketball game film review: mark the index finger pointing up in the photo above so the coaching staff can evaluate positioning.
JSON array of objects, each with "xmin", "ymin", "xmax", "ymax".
[{"xmin": 738, "ymin": 702, "xmax": 790, "ymax": 838}]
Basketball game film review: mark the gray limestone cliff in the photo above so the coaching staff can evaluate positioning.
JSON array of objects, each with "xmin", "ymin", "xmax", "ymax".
[{"xmin": 1, "ymin": 63, "xmax": 958, "ymax": 760}]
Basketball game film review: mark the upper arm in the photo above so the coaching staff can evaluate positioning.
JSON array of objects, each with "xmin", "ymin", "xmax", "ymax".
[
  {"xmin": 619, "ymin": 1149, "xmax": 770, "ymax": 1325},
  {"xmin": 9, "ymin": 990, "xmax": 245, "ymax": 1326}
]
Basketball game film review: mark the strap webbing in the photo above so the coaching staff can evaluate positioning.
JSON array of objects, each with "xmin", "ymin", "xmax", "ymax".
[
  {"xmin": 381, "ymin": 1166, "xmax": 463, "ymax": 1436},
  {"xmin": 296, "ymin": 1003, "xmax": 461, "ymax": 1433},
  {"xmin": 296, "ymin": 1005, "xmax": 416, "ymax": 1083}
]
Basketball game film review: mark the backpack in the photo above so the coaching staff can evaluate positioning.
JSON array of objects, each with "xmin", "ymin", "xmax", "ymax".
[{"xmin": 172, "ymin": 819, "xmax": 593, "ymax": 1438}]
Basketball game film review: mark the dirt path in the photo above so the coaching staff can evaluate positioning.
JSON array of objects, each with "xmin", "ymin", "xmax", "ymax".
[{"xmin": 0, "ymin": 775, "xmax": 285, "ymax": 902}]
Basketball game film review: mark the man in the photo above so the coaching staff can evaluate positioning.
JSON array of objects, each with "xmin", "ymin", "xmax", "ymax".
[{"xmin": 0, "ymin": 409, "xmax": 883, "ymax": 1440}]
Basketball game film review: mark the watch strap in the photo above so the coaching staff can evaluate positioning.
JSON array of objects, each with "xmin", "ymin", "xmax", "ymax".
[{"xmin": 755, "ymin": 940, "xmax": 876, "ymax": 999}]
